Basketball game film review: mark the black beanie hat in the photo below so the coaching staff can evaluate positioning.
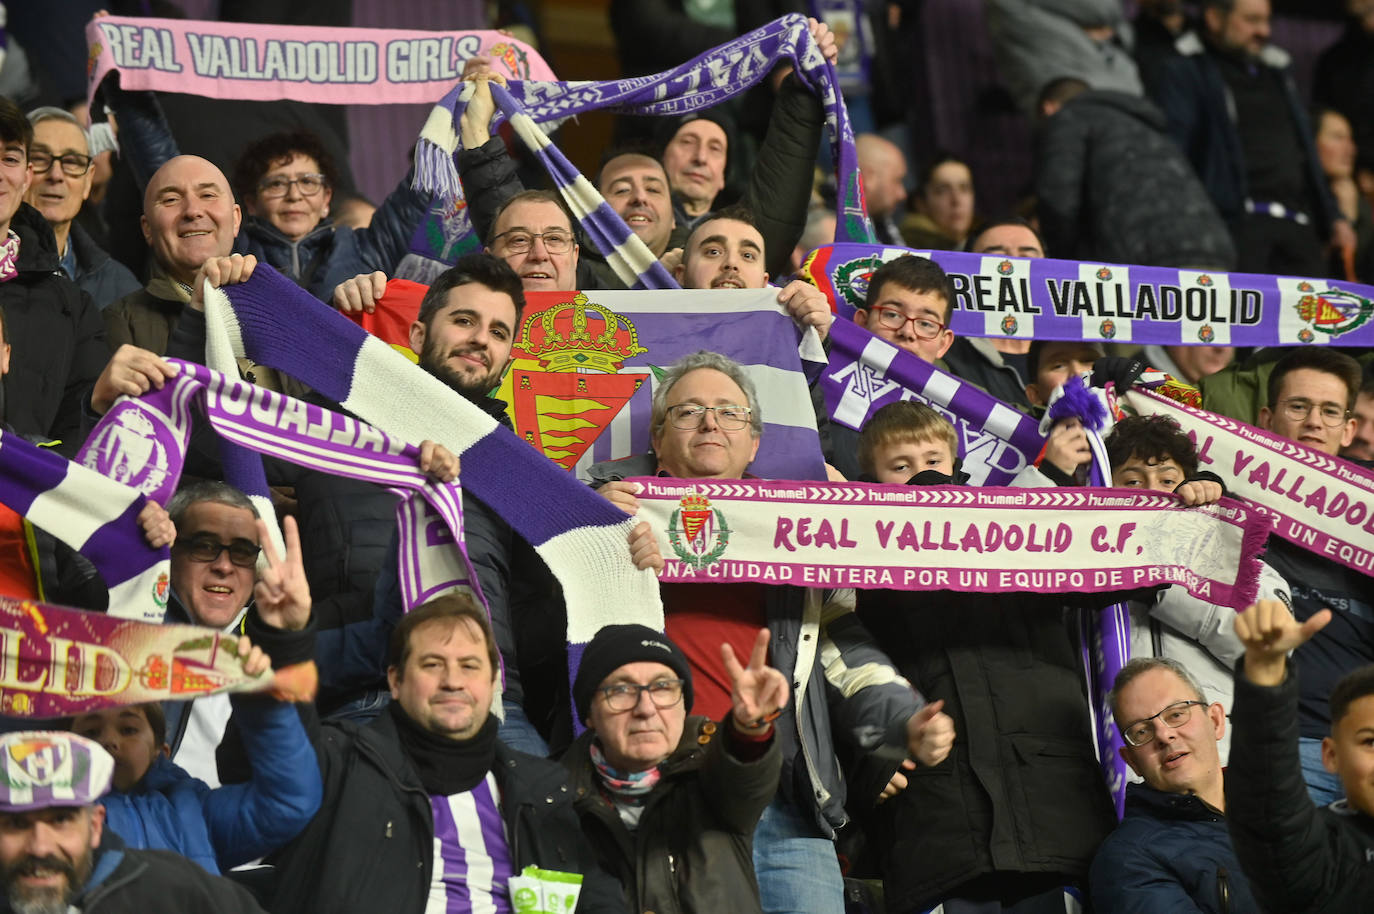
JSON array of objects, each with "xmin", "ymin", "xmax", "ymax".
[{"xmin": 574, "ymin": 624, "xmax": 694, "ymax": 723}]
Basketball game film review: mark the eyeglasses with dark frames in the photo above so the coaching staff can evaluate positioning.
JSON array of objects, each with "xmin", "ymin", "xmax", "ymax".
[
  {"xmin": 28, "ymin": 151, "xmax": 93, "ymax": 178},
  {"xmin": 257, "ymin": 173, "xmax": 329, "ymax": 198},
  {"xmin": 598, "ymin": 679, "xmax": 685, "ymax": 712},
  {"xmin": 173, "ymin": 536, "xmax": 261, "ymax": 568},
  {"xmin": 490, "ymin": 229, "xmax": 574, "ymax": 254},
  {"xmin": 871, "ymin": 306, "xmax": 946, "ymax": 340}
]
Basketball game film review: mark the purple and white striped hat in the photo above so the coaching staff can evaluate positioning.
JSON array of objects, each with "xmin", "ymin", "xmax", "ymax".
[{"xmin": 0, "ymin": 732, "xmax": 114, "ymax": 812}]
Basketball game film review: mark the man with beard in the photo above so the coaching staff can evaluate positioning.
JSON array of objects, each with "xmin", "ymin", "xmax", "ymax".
[
  {"xmin": 331, "ymin": 253, "xmax": 662, "ymax": 754},
  {"xmin": 1147, "ymin": 0, "xmax": 1353, "ymax": 275},
  {"xmin": 0, "ymin": 731, "xmax": 265, "ymax": 914}
]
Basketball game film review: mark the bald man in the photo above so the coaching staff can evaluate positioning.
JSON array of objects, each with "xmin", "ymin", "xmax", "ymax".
[
  {"xmin": 104, "ymin": 155, "xmax": 243, "ymax": 354},
  {"xmin": 856, "ymin": 134, "xmax": 909, "ymax": 245}
]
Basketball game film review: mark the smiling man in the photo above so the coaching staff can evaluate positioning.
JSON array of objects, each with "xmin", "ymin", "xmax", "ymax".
[
  {"xmin": 104, "ymin": 154, "xmax": 242, "ymax": 355},
  {"xmin": 251, "ymin": 592, "xmax": 625, "ymax": 914},
  {"xmin": 23, "ymin": 107, "xmax": 139, "ymax": 311},
  {"xmin": 162, "ymin": 481, "xmax": 264, "ymax": 788},
  {"xmin": 565, "ymin": 624, "xmax": 784, "ymax": 913},
  {"xmin": 0, "ymin": 731, "xmax": 268, "ymax": 914},
  {"xmin": 588, "ymin": 350, "xmax": 953, "ymax": 914},
  {"xmin": 484, "ymin": 189, "xmax": 579, "ymax": 292},
  {"xmin": 1089, "ymin": 657, "xmax": 1262, "ymax": 912}
]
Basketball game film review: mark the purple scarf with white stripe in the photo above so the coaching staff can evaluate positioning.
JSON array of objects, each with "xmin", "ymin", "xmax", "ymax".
[{"xmin": 414, "ymin": 14, "xmax": 873, "ymax": 289}]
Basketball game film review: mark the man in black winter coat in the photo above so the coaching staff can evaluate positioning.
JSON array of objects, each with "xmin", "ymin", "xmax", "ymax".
[
  {"xmin": 250, "ymin": 590, "xmax": 627, "ymax": 914},
  {"xmin": 1034, "ymin": 77, "xmax": 1236, "ymax": 269},
  {"xmin": 1227, "ymin": 600, "xmax": 1374, "ymax": 913},
  {"xmin": 0, "ymin": 731, "xmax": 265, "ymax": 914},
  {"xmin": 0, "ymin": 96, "xmax": 106, "ymax": 456}
]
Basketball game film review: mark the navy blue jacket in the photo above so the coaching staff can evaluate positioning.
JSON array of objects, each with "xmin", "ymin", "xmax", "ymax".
[
  {"xmin": 61, "ymin": 221, "xmax": 141, "ymax": 311},
  {"xmin": 101, "ymin": 697, "xmax": 322, "ymax": 875},
  {"xmin": 1090, "ymin": 782, "xmax": 1260, "ymax": 913},
  {"xmin": 1147, "ymin": 32, "xmax": 1338, "ymax": 234}
]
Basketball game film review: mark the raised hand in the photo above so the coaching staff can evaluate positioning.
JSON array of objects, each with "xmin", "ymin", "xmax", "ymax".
[
  {"xmin": 91, "ymin": 345, "xmax": 179, "ymax": 414},
  {"xmin": 136, "ymin": 500, "xmax": 175, "ymax": 549},
  {"xmin": 722, "ymin": 628, "xmax": 790, "ymax": 736},
  {"xmin": 628, "ymin": 521, "xmax": 664, "ymax": 574},
  {"xmin": 1235, "ymin": 599, "xmax": 1327, "ymax": 687},
  {"xmin": 906, "ymin": 699, "xmax": 955, "ymax": 767},
  {"xmin": 332, "ymin": 270, "xmax": 387, "ymax": 314},
  {"xmin": 1043, "ymin": 418, "xmax": 1091, "ymax": 478},
  {"xmin": 253, "ymin": 515, "xmax": 312, "ymax": 632},
  {"xmin": 235, "ymin": 634, "xmax": 270, "ymax": 678},
  {"xmin": 596, "ymin": 480, "xmax": 642, "ymax": 517},
  {"xmin": 190, "ymin": 253, "xmax": 257, "ymax": 312},
  {"xmin": 776, "ymin": 279, "xmax": 833, "ymax": 342},
  {"xmin": 418, "ymin": 440, "xmax": 460, "ymax": 483},
  {"xmin": 1174, "ymin": 478, "xmax": 1224, "ymax": 507}
]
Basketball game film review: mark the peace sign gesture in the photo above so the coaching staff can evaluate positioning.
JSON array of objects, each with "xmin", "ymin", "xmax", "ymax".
[
  {"xmin": 254, "ymin": 516, "xmax": 312, "ymax": 632},
  {"xmin": 722, "ymin": 628, "xmax": 790, "ymax": 736}
]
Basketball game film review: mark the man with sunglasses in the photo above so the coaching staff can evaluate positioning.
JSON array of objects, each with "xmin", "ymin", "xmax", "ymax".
[
  {"xmin": 1253, "ymin": 347, "xmax": 1374, "ymax": 805},
  {"xmin": 161, "ymin": 480, "xmax": 270, "ymax": 786},
  {"xmin": 565, "ymin": 623, "xmax": 785, "ymax": 913},
  {"xmin": 23, "ymin": 107, "xmax": 140, "ymax": 311},
  {"xmin": 1089, "ymin": 656, "xmax": 1262, "ymax": 912}
]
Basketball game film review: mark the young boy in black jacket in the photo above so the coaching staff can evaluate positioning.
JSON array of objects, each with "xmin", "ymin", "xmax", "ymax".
[{"xmin": 1227, "ymin": 600, "xmax": 1374, "ymax": 913}]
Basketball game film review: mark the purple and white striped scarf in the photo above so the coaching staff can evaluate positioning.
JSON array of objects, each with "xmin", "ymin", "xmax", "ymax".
[
  {"xmin": 428, "ymin": 775, "xmax": 514, "ymax": 914},
  {"xmin": 414, "ymin": 14, "xmax": 874, "ymax": 290},
  {"xmin": 80, "ymin": 358, "xmax": 487, "ymax": 618},
  {"xmin": 1044, "ymin": 377, "xmax": 1131, "ymax": 819},
  {"xmin": 201, "ymin": 268, "xmax": 661, "ymax": 688},
  {"xmin": 0, "ymin": 430, "xmax": 168, "ymax": 622}
]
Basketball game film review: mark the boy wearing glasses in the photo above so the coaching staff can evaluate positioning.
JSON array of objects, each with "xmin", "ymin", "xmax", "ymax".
[
  {"xmin": 1089, "ymin": 656, "xmax": 1262, "ymax": 913},
  {"xmin": 1254, "ymin": 347, "xmax": 1374, "ymax": 805},
  {"xmin": 566, "ymin": 623, "xmax": 785, "ymax": 913}
]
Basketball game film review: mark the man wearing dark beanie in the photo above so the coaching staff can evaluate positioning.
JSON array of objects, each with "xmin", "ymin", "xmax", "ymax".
[{"xmin": 565, "ymin": 624, "xmax": 787, "ymax": 913}]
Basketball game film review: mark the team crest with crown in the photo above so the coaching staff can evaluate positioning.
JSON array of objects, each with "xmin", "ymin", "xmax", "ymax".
[{"xmin": 667, "ymin": 493, "xmax": 731, "ymax": 569}]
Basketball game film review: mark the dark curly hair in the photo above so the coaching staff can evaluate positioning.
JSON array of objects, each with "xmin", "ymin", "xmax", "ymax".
[
  {"xmin": 1105, "ymin": 414, "xmax": 1199, "ymax": 477},
  {"xmin": 231, "ymin": 130, "xmax": 339, "ymax": 203}
]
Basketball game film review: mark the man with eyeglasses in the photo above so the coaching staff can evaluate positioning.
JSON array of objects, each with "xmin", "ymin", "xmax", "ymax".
[
  {"xmin": 1089, "ymin": 656, "xmax": 1262, "ymax": 912},
  {"xmin": 0, "ymin": 96, "xmax": 106, "ymax": 456},
  {"xmin": 161, "ymin": 480, "xmax": 270, "ymax": 786},
  {"xmin": 23, "ymin": 107, "xmax": 140, "ymax": 311},
  {"xmin": 588, "ymin": 350, "xmax": 953, "ymax": 914},
  {"xmin": 485, "ymin": 189, "xmax": 581, "ymax": 292},
  {"xmin": 564, "ymin": 623, "xmax": 784, "ymax": 913},
  {"xmin": 1252, "ymin": 347, "xmax": 1374, "ymax": 805}
]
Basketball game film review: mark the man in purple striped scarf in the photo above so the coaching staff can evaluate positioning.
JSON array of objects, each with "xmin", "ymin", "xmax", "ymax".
[{"xmin": 250, "ymin": 591, "xmax": 627, "ymax": 914}]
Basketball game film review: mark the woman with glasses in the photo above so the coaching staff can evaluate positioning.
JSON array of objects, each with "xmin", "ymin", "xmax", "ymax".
[
  {"xmin": 564, "ymin": 623, "xmax": 785, "ymax": 914},
  {"xmin": 226, "ymin": 129, "xmax": 429, "ymax": 301}
]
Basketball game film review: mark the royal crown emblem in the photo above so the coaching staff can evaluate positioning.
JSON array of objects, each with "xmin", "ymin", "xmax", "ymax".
[
  {"xmin": 1096, "ymin": 267, "xmax": 1113, "ymax": 281},
  {"xmin": 1295, "ymin": 289, "xmax": 1374, "ymax": 338},
  {"xmin": 1099, "ymin": 319, "xmax": 1117, "ymax": 339},
  {"xmin": 1197, "ymin": 324, "xmax": 1216, "ymax": 343},
  {"xmin": 667, "ymin": 493, "xmax": 731, "ymax": 569},
  {"xmin": 515, "ymin": 293, "xmax": 648, "ymax": 373},
  {"xmin": 1000, "ymin": 314, "xmax": 1018, "ymax": 335},
  {"xmin": 997, "ymin": 259, "xmax": 1014, "ymax": 275},
  {"xmin": 1197, "ymin": 274, "xmax": 1213, "ymax": 287}
]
